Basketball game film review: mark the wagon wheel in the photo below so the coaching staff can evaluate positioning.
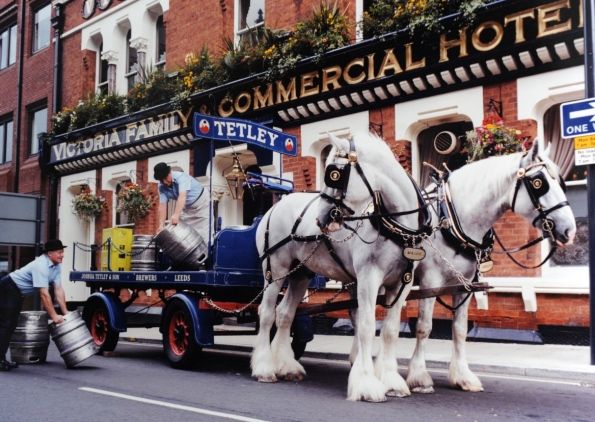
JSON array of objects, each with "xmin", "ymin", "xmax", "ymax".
[
  {"xmin": 85, "ymin": 301, "xmax": 119, "ymax": 353},
  {"xmin": 163, "ymin": 301, "xmax": 201, "ymax": 368}
]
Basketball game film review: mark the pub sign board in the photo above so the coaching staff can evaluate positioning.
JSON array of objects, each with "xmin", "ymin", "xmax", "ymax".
[{"xmin": 192, "ymin": 113, "xmax": 298, "ymax": 156}]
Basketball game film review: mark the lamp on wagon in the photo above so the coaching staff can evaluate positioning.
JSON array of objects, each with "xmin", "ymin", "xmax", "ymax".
[{"xmin": 224, "ymin": 156, "xmax": 247, "ymax": 199}]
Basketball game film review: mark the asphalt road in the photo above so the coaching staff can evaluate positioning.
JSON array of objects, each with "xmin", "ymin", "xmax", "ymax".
[{"xmin": 1, "ymin": 341, "xmax": 594, "ymax": 422}]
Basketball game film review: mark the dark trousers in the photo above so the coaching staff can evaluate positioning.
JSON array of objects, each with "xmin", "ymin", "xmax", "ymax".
[{"xmin": 0, "ymin": 276, "xmax": 24, "ymax": 360}]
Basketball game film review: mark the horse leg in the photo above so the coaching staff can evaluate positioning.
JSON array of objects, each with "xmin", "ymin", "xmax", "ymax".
[
  {"xmin": 251, "ymin": 276, "xmax": 283, "ymax": 383},
  {"xmin": 407, "ymin": 297, "xmax": 436, "ymax": 393},
  {"xmin": 271, "ymin": 274, "xmax": 310, "ymax": 381},
  {"xmin": 448, "ymin": 294, "xmax": 483, "ymax": 392},
  {"xmin": 348, "ymin": 269, "xmax": 386, "ymax": 402},
  {"xmin": 348, "ymin": 298, "xmax": 358, "ymax": 365},
  {"xmin": 374, "ymin": 285, "xmax": 411, "ymax": 398}
]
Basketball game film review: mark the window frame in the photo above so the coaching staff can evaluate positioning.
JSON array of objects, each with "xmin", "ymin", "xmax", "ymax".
[
  {"xmin": 155, "ymin": 15, "xmax": 166, "ymax": 68},
  {"xmin": 0, "ymin": 116, "xmax": 14, "ymax": 164},
  {"xmin": 29, "ymin": 105, "xmax": 48, "ymax": 156},
  {"xmin": 32, "ymin": 2, "xmax": 51, "ymax": 53},
  {"xmin": 125, "ymin": 30, "xmax": 138, "ymax": 90},
  {"xmin": 0, "ymin": 21, "xmax": 17, "ymax": 70},
  {"xmin": 97, "ymin": 42, "xmax": 109, "ymax": 95},
  {"xmin": 235, "ymin": 0, "xmax": 265, "ymax": 46}
]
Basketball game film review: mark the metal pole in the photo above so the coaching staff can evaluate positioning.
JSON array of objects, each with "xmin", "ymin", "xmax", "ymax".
[{"xmin": 584, "ymin": 0, "xmax": 595, "ymax": 365}]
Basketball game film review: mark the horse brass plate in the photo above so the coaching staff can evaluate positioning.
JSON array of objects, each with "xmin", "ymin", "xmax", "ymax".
[
  {"xmin": 479, "ymin": 260, "xmax": 494, "ymax": 273},
  {"xmin": 403, "ymin": 247, "xmax": 426, "ymax": 261}
]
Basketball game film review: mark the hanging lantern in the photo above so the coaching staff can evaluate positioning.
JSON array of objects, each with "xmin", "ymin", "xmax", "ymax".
[{"xmin": 224, "ymin": 157, "xmax": 246, "ymax": 199}]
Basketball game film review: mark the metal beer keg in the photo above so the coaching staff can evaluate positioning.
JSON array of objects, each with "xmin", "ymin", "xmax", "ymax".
[
  {"xmin": 131, "ymin": 234, "xmax": 157, "ymax": 271},
  {"xmin": 155, "ymin": 222, "xmax": 207, "ymax": 269},
  {"xmin": 49, "ymin": 311, "xmax": 98, "ymax": 368},
  {"xmin": 9, "ymin": 311, "xmax": 50, "ymax": 364}
]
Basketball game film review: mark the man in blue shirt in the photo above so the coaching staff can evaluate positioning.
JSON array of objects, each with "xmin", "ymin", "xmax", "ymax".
[
  {"xmin": 0, "ymin": 239, "xmax": 69, "ymax": 371},
  {"xmin": 154, "ymin": 162, "xmax": 210, "ymax": 242}
]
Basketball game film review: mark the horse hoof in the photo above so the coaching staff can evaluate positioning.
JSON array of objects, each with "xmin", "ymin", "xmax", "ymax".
[
  {"xmin": 386, "ymin": 390, "xmax": 411, "ymax": 398},
  {"xmin": 283, "ymin": 372, "xmax": 305, "ymax": 382},
  {"xmin": 411, "ymin": 386, "xmax": 434, "ymax": 394},
  {"xmin": 362, "ymin": 395, "xmax": 387, "ymax": 403},
  {"xmin": 257, "ymin": 375, "xmax": 278, "ymax": 383}
]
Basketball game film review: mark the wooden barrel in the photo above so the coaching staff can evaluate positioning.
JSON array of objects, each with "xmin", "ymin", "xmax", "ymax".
[
  {"xmin": 49, "ymin": 311, "xmax": 98, "ymax": 368},
  {"xmin": 9, "ymin": 311, "xmax": 50, "ymax": 364},
  {"xmin": 155, "ymin": 222, "xmax": 207, "ymax": 269},
  {"xmin": 131, "ymin": 234, "xmax": 156, "ymax": 271}
]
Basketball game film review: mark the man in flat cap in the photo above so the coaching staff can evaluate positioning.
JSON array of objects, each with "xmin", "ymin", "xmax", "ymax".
[
  {"xmin": 154, "ymin": 162, "xmax": 210, "ymax": 242},
  {"xmin": 0, "ymin": 239, "xmax": 69, "ymax": 371}
]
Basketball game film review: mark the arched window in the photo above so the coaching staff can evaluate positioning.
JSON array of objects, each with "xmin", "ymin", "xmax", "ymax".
[
  {"xmin": 115, "ymin": 180, "xmax": 132, "ymax": 227},
  {"xmin": 237, "ymin": 0, "xmax": 265, "ymax": 46},
  {"xmin": 543, "ymin": 104, "xmax": 588, "ymax": 267},
  {"xmin": 156, "ymin": 15, "xmax": 166, "ymax": 68},
  {"xmin": 97, "ymin": 42, "xmax": 109, "ymax": 94},
  {"xmin": 126, "ymin": 30, "xmax": 138, "ymax": 90}
]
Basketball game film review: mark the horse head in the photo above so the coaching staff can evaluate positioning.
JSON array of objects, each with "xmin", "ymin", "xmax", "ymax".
[
  {"xmin": 511, "ymin": 140, "xmax": 576, "ymax": 246},
  {"xmin": 316, "ymin": 132, "xmax": 420, "ymax": 234}
]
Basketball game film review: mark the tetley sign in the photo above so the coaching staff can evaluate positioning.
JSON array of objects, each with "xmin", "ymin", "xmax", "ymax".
[{"xmin": 193, "ymin": 113, "xmax": 297, "ymax": 156}]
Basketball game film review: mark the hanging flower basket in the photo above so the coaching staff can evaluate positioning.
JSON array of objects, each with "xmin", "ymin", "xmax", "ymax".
[
  {"xmin": 117, "ymin": 183, "xmax": 155, "ymax": 224},
  {"xmin": 72, "ymin": 191, "xmax": 106, "ymax": 221},
  {"xmin": 464, "ymin": 115, "xmax": 529, "ymax": 162}
]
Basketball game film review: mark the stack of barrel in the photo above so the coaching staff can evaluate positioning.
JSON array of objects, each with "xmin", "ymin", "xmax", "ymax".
[{"xmin": 131, "ymin": 234, "xmax": 157, "ymax": 271}]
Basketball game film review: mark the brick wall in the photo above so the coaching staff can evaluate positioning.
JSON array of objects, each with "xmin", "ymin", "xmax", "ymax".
[
  {"xmin": 166, "ymin": 0, "xmax": 233, "ymax": 69},
  {"xmin": 282, "ymin": 125, "xmax": 317, "ymax": 191}
]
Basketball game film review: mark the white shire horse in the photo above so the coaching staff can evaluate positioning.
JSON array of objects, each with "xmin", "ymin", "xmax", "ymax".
[
  {"xmin": 397, "ymin": 141, "xmax": 576, "ymax": 393},
  {"xmin": 252, "ymin": 132, "xmax": 430, "ymax": 401}
]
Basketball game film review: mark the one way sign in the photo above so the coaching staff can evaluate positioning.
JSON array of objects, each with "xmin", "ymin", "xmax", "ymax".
[{"xmin": 560, "ymin": 97, "xmax": 595, "ymax": 138}]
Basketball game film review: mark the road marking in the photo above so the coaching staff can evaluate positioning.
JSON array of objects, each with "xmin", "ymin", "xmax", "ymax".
[{"xmin": 79, "ymin": 387, "xmax": 269, "ymax": 422}]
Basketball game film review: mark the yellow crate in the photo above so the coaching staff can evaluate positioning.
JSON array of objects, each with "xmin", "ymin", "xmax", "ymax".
[{"xmin": 101, "ymin": 228, "xmax": 133, "ymax": 271}]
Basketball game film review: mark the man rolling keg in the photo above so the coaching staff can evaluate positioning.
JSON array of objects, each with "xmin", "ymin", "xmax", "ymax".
[
  {"xmin": 0, "ymin": 240, "xmax": 68, "ymax": 371},
  {"xmin": 154, "ymin": 162, "xmax": 210, "ymax": 242}
]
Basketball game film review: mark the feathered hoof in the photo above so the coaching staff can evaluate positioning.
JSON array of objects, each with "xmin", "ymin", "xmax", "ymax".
[
  {"xmin": 411, "ymin": 386, "xmax": 435, "ymax": 394},
  {"xmin": 381, "ymin": 372, "xmax": 411, "ymax": 398},
  {"xmin": 282, "ymin": 372, "xmax": 305, "ymax": 382},
  {"xmin": 453, "ymin": 381, "xmax": 484, "ymax": 392},
  {"xmin": 347, "ymin": 374, "xmax": 387, "ymax": 402},
  {"xmin": 256, "ymin": 374, "xmax": 278, "ymax": 383}
]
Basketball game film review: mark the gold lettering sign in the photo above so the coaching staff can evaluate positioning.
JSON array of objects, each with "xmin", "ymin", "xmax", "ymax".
[
  {"xmin": 472, "ymin": 21, "xmax": 504, "ymax": 52},
  {"xmin": 300, "ymin": 71, "xmax": 320, "ymax": 98},
  {"xmin": 440, "ymin": 29, "xmax": 468, "ymax": 62},
  {"xmin": 537, "ymin": 0, "xmax": 572, "ymax": 38}
]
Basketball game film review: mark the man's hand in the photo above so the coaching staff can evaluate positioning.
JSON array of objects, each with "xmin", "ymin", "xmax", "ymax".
[
  {"xmin": 52, "ymin": 315, "xmax": 65, "ymax": 324},
  {"xmin": 171, "ymin": 214, "xmax": 180, "ymax": 225}
]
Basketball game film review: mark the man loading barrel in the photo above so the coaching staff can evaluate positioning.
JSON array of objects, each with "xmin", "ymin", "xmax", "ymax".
[
  {"xmin": 154, "ymin": 162, "xmax": 210, "ymax": 242},
  {"xmin": 0, "ymin": 239, "xmax": 68, "ymax": 371}
]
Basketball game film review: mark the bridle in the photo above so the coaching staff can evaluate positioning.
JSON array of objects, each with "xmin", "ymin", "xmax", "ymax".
[
  {"xmin": 510, "ymin": 159, "xmax": 569, "ymax": 238},
  {"xmin": 319, "ymin": 137, "xmax": 433, "ymax": 307},
  {"xmin": 493, "ymin": 157, "xmax": 570, "ymax": 269}
]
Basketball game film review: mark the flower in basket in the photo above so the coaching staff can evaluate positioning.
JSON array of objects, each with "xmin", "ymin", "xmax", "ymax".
[
  {"xmin": 116, "ymin": 183, "xmax": 155, "ymax": 224},
  {"xmin": 72, "ymin": 190, "xmax": 106, "ymax": 221},
  {"xmin": 464, "ymin": 115, "xmax": 528, "ymax": 162}
]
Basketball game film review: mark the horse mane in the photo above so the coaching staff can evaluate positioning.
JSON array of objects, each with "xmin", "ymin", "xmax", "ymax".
[{"xmin": 449, "ymin": 152, "xmax": 523, "ymax": 200}]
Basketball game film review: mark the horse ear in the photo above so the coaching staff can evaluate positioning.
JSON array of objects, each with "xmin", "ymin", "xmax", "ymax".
[
  {"xmin": 521, "ymin": 139, "xmax": 540, "ymax": 167},
  {"xmin": 327, "ymin": 132, "xmax": 350, "ymax": 152}
]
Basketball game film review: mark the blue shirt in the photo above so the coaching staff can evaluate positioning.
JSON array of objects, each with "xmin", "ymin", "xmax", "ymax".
[
  {"xmin": 159, "ymin": 171, "xmax": 204, "ymax": 207},
  {"xmin": 10, "ymin": 254, "xmax": 62, "ymax": 295}
]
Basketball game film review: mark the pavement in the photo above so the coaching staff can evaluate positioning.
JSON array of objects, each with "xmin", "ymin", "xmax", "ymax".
[{"xmin": 122, "ymin": 326, "xmax": 595, "ymax": 384}]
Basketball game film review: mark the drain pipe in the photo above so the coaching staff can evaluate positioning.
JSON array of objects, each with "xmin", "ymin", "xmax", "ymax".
[
  {"xmin": 47, "ymin": 3, "xmax": 65, "ymax": 239},
  {"xmin": 12, "ymin": 0, "xmax": 26, "ymax": 193}
]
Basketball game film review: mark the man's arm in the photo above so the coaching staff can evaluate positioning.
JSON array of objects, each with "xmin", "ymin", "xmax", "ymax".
[
  {"xmin": 39, "ymin": 288, "xmax": 64, "ymax": 324},
  {"xmin": 53, "ymin": 284, "xmax": 68, "ymax": 316},
  {"xmin": 171, "ymin": 191, "xmax": 187, "ymax": 225},
  {"xmin": 158, "ymin": 202, "xmax": 167, "ymax": 230}
]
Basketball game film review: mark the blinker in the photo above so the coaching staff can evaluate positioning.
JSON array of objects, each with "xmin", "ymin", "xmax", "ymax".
[{"xmin": 324, "ymin": 163, "xmax": 351, "ymax": 190}]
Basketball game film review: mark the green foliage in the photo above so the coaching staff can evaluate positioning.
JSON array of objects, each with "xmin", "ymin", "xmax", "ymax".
[
  {"xmin": 116, "ymin": 183, "xmax": 155, "ymax": 224},
  {"xmin": 361, "ymin": 0, "xmax": 486, "ymax": 39},
  {"xmin": 126, "ymin": 67, "xmax": 179, "ymax": 113},
  {"xmin": 51, "ymin": 94, "xmax": 126, "ymax": 135},
  {"xmin": 72, "ymin": 190, "xmax": 106, "ymax": 221}
]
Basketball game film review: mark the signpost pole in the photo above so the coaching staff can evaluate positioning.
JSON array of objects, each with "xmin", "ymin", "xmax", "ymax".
[{"xmin": 584, "ymin": 0, "xmax": 595, "ymax": 365}]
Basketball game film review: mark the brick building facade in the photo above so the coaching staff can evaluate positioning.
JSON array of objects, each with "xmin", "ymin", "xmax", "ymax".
[{"xmin": 1, "ymin": 0, "xmax": 589, "ymax": 337}]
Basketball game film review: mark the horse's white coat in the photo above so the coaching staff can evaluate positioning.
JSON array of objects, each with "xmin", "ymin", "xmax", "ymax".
[
  {"xmin": 405, "ymin": 142, "xmax": 576, "ymax": 393},
  {"xmin": 251, "ymin": 132, "xmax": 423, "ymax": 401}
]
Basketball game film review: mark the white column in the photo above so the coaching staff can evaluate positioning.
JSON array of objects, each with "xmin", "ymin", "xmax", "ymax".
[
  {"xmin": 101, "ymin": 50, "xmax": 118, "ymax": 94},
  {"xmin": 130, "ymin": 36, "xmax": 149, "ymax": 83}
]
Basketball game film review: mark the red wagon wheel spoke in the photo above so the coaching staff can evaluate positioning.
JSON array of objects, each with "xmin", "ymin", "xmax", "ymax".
[
  {"xmin": 168, "ymin": 311, "xmax": 190, "ymax": 356},
  {"xmin": 91, "ymin": 310, "xmax": 108, "ymax": 345}
]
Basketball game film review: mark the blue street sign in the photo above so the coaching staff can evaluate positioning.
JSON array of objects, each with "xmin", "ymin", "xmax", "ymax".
[
  {"xmin": 560, "ymin": 97, "xmax": 595, "ymax": 138},
  {"xmin": 192, "ymin": 113, "xmax": 298, "ymax": 156}
]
